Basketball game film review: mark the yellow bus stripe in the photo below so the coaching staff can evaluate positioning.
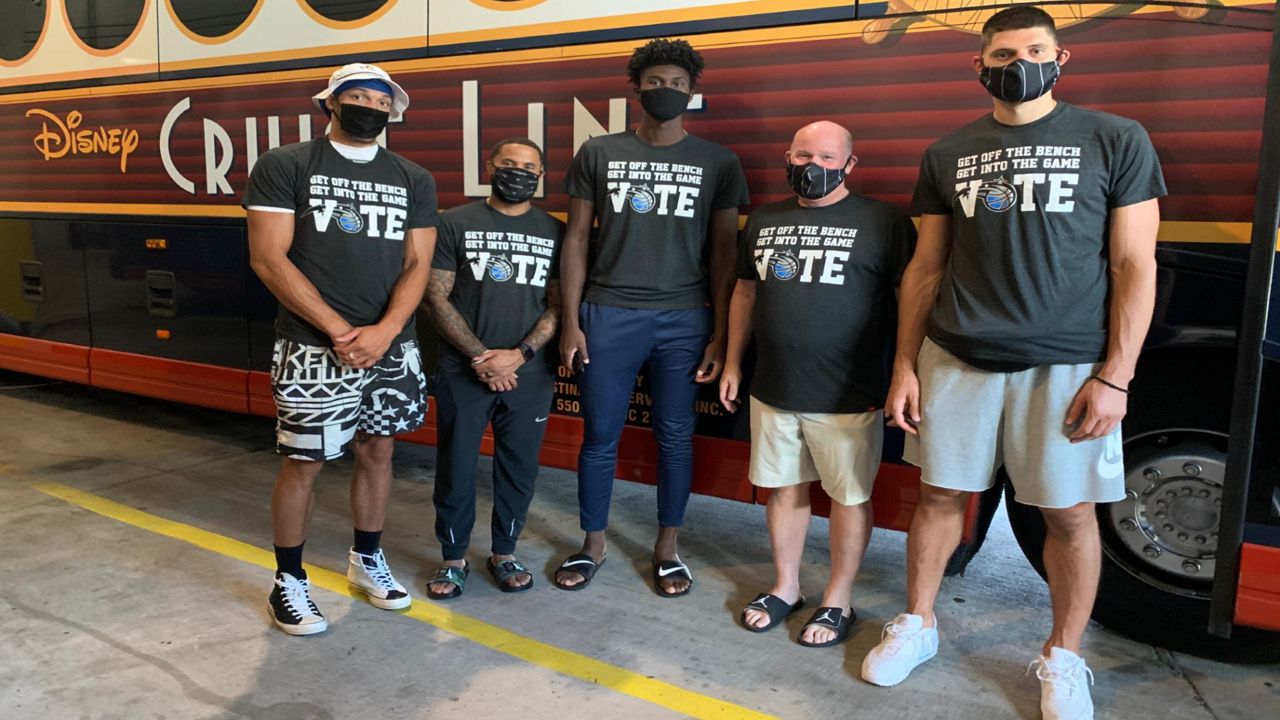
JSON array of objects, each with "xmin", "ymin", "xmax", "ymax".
[
  {"xmin": 0, "ymin": 201, "xmax": 1263, "ymax": 247},
  {"xmin": 0, "ymin": 202, "xmax": 246, "ymax": 218},
  {"xmin": 28, "ymin": 479, "xmax": 776, "ymax": 720}
]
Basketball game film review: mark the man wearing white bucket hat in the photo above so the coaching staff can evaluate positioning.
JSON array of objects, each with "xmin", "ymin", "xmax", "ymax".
[{"xmin": 243, "ymin": 62, "xmax": 438, "ymax": 635}]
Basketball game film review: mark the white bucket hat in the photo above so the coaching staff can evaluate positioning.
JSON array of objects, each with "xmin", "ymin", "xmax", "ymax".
[{"xmin": 312, "ymin": 63, "xmax": 410, "ymax": 121}]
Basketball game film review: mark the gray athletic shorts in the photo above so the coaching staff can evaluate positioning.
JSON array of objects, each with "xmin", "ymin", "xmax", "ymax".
[
  {"xmin": 271, "ymin": 337, "xmax": 428, "ymax": 462},
  {"xmin": 903, "ymin": 338, "xmax": 1125, "ymax": 508}
]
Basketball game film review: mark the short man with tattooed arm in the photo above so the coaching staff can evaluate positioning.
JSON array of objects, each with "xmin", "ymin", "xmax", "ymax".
[{"xmin": 423, "ymin": 138, "xmax": 563, "ymax": 598}]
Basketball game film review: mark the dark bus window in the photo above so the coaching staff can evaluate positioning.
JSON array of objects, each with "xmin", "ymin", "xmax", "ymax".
[
  {"xmin": 0, "ymin": 0, "xmax": 47, "ymax": 62},
  {"xmin": 64, "ymin": 0, "xmax": 145, "ymax": 51},
  {"xmin": 170, "ymin": 0, "xmax": 258, "ymax": 39},
  {"xmin": 304, "ymin": 0, "xmax": 391, "ymax": 23}
]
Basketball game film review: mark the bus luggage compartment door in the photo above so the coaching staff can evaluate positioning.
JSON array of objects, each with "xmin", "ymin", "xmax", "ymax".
[
  {"xmin": 81, "ymin": 221, "xmax": 249, "ymax": 412},
  {"xmin": 0, "ymin": 218, "xmax": 91, "ymax": 383}
]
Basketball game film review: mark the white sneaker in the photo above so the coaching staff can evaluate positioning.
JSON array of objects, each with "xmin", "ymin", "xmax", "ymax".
[
  {"xmin": 861, "ymin": 613, "xmax": 939, "ymax": 686},
  {"xmin": 347, "ymin": 548, "xmax": 412, "ymax": 610},
  {"xmin": 268, "ymin": 572, "xmax": 327, "ymax": 636},
  {"xmin": 1030, "ymin": 647, "xmax": 1095, "ymax": 720}
]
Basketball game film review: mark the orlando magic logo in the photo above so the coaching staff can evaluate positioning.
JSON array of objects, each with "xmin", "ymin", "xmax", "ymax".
[
  {"xmin": 978, "ymin": 178, "xmax": 1018, "ymax": 212},
  {"xmin": 486, "ymin": 255, "xmax": 515, "ymax": 282},
  {"xmin": 627, "ymin": 185, "xmax": 657, "ymax": 213},
  {"xmin": 334, "ymin": 204, "xmax": 364, "ymax": 233},
  {"xmin": 954, "ymin": 178, "xmax": 1019, "ymax": 214},
  {"xmin": 769, "ymin": 250, "xmax": 800, "ymax": 281}
]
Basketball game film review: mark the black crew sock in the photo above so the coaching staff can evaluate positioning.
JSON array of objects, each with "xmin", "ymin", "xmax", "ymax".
[
  {"xmin": 353, "ymin": 528, "xmax": 382, "ymax": 558},
  {"xmin": 274, "ymin": 543, "xmax": 305, "ymax": 580}
]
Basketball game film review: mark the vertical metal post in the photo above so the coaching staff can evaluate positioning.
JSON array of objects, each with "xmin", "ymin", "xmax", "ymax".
[{"xmin": 1210, "ymin": 4, "xmax": 1280, "ymax": 637}]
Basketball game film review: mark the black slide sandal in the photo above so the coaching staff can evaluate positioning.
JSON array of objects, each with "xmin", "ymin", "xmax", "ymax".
[
  {"xmin": 741, "ymin": 593, "xmax": 805, "ymax": 633},
  {"xmin": 651, "ymin": 557, "xmax": 693, "ymax": 598},
  {"xmin": 488, "ymin": 558, "xmax": 533, "ymax": 593},
  {"xmin": 554, "ymin": 553, "xmax": 606, "ymax": 591},
  {"xmin": 797, "ymin": 606, "xmax": 855, "ymax": 647},
  {"xmin": 426, "ymin": 561, "xmax": 470, "ymax": 600}
]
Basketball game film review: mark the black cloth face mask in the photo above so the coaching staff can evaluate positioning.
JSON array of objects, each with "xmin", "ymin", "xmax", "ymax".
[
  {"xmin": 639, "ymin": 87, "xmax": 690, "ymax": 122},
  {"xmin": 491, "ymin": 167, "xmax": 540, "ymax": 203},
  {"xmin": 336, "ymin": 102, "xmax": 390, "ymax": 140},
  {"xmin": 786, "ymin": 160, "xmax": 848, "ymax": 200},
  {"xmin": 979, "ymin": 57, "xmax": 1061, "ymax": 103}
]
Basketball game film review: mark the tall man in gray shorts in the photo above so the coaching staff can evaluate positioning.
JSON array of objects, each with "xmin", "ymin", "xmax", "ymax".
[
  {"xmin": 245, "ymin": 63, "xmax": 437, "ymax": 635},
  {"xmin": 860, "ymin": 8, "xmax": 1164, "ymax": 720}
]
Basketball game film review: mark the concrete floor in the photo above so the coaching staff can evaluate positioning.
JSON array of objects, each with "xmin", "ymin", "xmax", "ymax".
[{"xmin": 0, "ymin": 369, "xmax": 1276, "ymax": 720}]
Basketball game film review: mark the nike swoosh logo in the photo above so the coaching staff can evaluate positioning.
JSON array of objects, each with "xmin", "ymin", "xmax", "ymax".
[
  {"xmin": 657, "ymin": 565, "xmax": 687, "ymax": 577},
  {"xmin": 535, "ymin": 416, "xmax": 548, "ymax": 423},
  {"xmin": 1096, "ymin": 433, "xmax": 1125, "ymax": 480},
  {"xmin": 562, "ymin": 559, "xmax": 595, "ymax": 567}
]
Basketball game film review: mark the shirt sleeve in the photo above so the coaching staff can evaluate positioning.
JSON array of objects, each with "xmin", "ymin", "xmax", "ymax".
[
  {"xmin": 241, "ymin": 148, "xmax": 298, "ymax": 211},
  {"xmin": 737, "ymin": 216, "xmax": 760, "ymax": 280},
  {"xmin": 910, "ymin": 149, "xmax": 950, "ymax": 216},
  {"xmin": 1108, "ymin": 122, "xmax": 1167, "ymax": 208},
  {"xmin": 409, "ymin": 168, "xmax": 439, "ymax": 229},
  {"xmin": 562, "ymin": 141, "xmax": 598, "ymax": 201},
  {"xmin": 713, "ymin": 153, "xmax": 751, "ymax": 211},
  {"xmin": 431, "ymin": 213, "xmax": 458, "ymax": 272}
]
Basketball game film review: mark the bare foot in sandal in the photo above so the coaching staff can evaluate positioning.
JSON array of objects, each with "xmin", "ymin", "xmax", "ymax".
[{"xmin": 554, "ymin": 532, "xmax": 606, "ymax": 589}]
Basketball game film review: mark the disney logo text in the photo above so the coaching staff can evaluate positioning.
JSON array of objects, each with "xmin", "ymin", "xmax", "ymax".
[{"xmin": 27, "ymin": 108, "xmax": 139, "ymax": 173}]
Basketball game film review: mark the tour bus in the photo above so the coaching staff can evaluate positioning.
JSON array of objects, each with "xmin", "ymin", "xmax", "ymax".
[{"xmin": 0, "ymin": 0, "xmax": 1276, "ymax": 662}]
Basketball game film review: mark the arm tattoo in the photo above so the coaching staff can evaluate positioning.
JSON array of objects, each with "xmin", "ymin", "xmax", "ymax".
[
  {"xmin": 520, "ymin": 280, "xmax": 561, "ymax": 352},
  {"xmin": 424, "ymin": 268, "xmax": 488, "ymax": 357}
]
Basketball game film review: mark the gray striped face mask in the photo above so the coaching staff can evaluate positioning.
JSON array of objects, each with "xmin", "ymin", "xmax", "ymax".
[{"xmin": 980, "ymin": 58, "xmax": 1060, "ymax": 103}]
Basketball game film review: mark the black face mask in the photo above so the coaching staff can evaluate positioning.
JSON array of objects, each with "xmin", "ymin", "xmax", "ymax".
[
  {"xmin": 639, "ymin": 87, "xmax": 690, "ymax": 122},
  {"xmin": 335, "ymin": 102, "xmax": 389, "ymax": 140},
  {"xmin": 491, "ymin": 166, "xmax": 540, "ymax": 203},
  {"xmin": 786, "ymin": 160, "xmax": 848, "ymax": 200},
  {"xmin": 979, "ymin": 58, "xmax": 1061, "ymax": 103}
]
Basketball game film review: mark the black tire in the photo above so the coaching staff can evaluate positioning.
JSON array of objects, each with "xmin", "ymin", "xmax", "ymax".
[
  {"xmin": 1004, "ymin": 350, "xmax": 1280, "ymax": 663},
  {"xmin": 944, "ymin": 480, "xmax": 1006, "ymax": 576},
  {"xmin": 1005, "ymin": 483, "xmax": 1280, "ymax": 663}
]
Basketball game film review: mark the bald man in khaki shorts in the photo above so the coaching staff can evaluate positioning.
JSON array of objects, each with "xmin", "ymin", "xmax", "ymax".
[{"xmin": 721, "ymin": 120, "xmax": 916, "ymax": 648}]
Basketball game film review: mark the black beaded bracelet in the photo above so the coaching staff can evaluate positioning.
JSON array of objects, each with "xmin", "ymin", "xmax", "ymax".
[{"xmin": 1089, "ymin": 375, "xmax": 1129, "ymax": 394}]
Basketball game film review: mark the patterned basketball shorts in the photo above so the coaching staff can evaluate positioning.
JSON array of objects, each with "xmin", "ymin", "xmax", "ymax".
[{"xmin": 271, "ymin": 337, "xmax": 428, "ymax": 462}]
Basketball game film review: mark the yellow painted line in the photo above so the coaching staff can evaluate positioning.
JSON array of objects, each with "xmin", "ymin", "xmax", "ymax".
[{"xmin": 29, "ymin": 480, "xmax": 776, "ymax": 720}]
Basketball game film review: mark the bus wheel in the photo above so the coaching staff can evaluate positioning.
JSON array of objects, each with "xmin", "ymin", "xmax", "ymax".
[{"xmin": 1004, "ymin": 430, "xmax": 1280, "ymax": 662}]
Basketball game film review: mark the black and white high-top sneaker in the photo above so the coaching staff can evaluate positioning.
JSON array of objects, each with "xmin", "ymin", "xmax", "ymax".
[
  {"xmin": 268, "ymin": 572, "xmax": 327, "ymax": 635},
  {"xmin": 347, "ymin": 548, "xmax": 412, "ymax": 610}
]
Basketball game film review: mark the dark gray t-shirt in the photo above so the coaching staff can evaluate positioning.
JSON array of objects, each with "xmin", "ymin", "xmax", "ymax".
[
  {"xmin": 564, "ymin": 131, "xmax": 749, "ymax": 309},
  {"xmin": 739, "ymin": 193, "xmax": 916, "ymax": 414},
  {"xmin": 242, "ymin": 139, "xmax": 438, "ymax": 346},
  {"xmin": 912, "ymin": 103, "xmax": 1166, "ymax": 369},
  {"xmin": 432, "ymin": 200, "xmax": 564, "ymax": 373}
]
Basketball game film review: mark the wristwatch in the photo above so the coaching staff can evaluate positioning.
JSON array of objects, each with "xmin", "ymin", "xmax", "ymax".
[{"xmin": 517, "ymin": 342, "xmax": 535, "ymax": 362}]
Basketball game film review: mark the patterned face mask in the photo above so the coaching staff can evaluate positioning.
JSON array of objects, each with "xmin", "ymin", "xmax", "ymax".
[
  {"xmin": 491, "ymin": 166, "xmax": 540, "ymax": 203},
  {"xmin": 979, "ymin": 57, "xmax": 1061, "ymax": 103},
  {"xmin": 786, "ymin": 160, "xmax": 848, "ymax": 200}
]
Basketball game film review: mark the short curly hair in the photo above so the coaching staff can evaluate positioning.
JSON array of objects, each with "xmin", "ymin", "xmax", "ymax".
[{"xmin": 626, "ymin": 38, "xmax": 705, "ymax": 88}]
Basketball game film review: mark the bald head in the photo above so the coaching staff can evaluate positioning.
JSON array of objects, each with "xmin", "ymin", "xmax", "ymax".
[{"xmin": 790, "ymin": 121, "xmax": 854, "ymax": 160}]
